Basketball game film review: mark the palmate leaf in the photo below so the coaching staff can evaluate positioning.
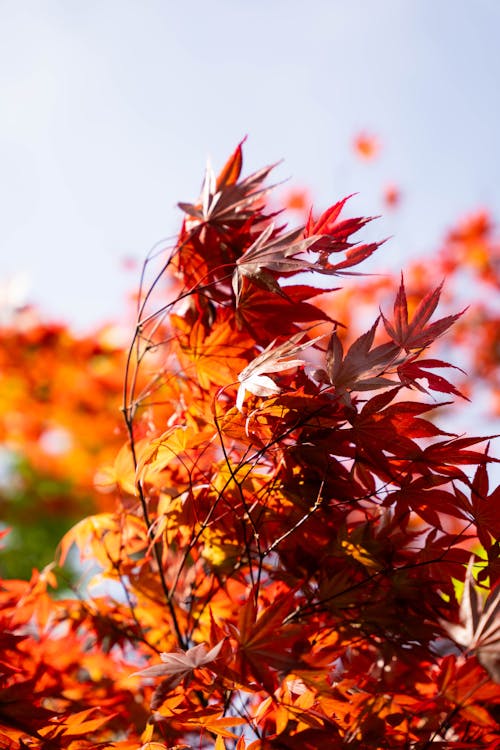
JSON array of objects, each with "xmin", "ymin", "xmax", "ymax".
[
  {"xmin": 229, "ymin": 592, "xmax": 304, "ymax": 693},
  {"xmin": 442, "ymin": 563, "xmax": 500, "ymax": 682},
  {"xmin": 233, "ymin": 215, "xmax": 381, "ymax": 302},
  {"xmin": 236, "ymin": 331, "xmax": 324, "ymax": 410},
  {"xmin": 178, "ymin": 140, "xmax": 276, "ymax": 227},
  {"xmin": 381, "ymin": 275, "xmax": 465, "ymax": 351},
  {"xmin": 418, "ymin": 435, "xmax": 498, "ymax": 480},
  {"xmin": 305, "ymin": 198, "xmax": 382, "ymax": 273},
  {"xmin": 233, "ymin": 224, "xmax": 321, "ymax": 301},
  {"xmin": 235, "ymin": 280, "xmax": 336, "ymax": 342},
  {"xmin": 325, "ymin": 318, "xmax": 400, "ymax": 395},
  {"xmin": 133, "ymin": 640, "xmax": 224, "ymax": 681},
  {"xmin": 385, "ymin": 476, "xmax": 472, "ymax": 527},
  {"xmin": 343, "ymin": 395, "xmax": 458, "ymax": 489},
  {"xmin": 397, "ymin": 356, "xmax": 468, "ymax": 399},
  {"xmin": 132, "ymin": 641, "xmax": 225, "ymax": 710},
  {"xmin": 358, "ymin": 388, "xmax": 453, "ymax": 438},
  {"xmin": 304, "ymin": 197, "xmax": 376, "ymax": 252},
  {"xmin": 468, "ymin": 460, "xmax": 500, "ymax": 548},
  {"xmin": 176, "ymin": 317, "xmax": 254, "ymax": 390}
]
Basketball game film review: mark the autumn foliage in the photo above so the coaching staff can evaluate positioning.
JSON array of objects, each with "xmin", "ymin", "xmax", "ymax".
[
  {"xmin": 0, "ymin": 320, "xmax": 127, "ymax": 576},
  {"xmin": 1, "ymin": 143, "xmax": 500, "ymax": 749}
]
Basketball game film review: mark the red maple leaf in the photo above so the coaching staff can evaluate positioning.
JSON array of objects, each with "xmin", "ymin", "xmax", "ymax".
[{"xmin": 381, "ymin": 275, "xmax": 465, "ymax": 351}]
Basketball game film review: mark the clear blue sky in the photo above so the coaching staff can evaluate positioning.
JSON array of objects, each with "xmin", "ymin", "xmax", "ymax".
[{"xmin": 1, "ymin": 0, "xmax": 499, "ymax": 329}]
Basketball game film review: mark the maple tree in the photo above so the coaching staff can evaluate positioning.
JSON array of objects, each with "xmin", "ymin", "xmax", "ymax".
[{"xmin": 1, "ymin": 142, "xmax": 499, "ymax": 749}]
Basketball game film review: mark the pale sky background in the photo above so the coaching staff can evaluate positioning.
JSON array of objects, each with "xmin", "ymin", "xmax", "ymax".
[{"xmin": 1, "ymin": 0, "xmax": 499, "ymax": 331}]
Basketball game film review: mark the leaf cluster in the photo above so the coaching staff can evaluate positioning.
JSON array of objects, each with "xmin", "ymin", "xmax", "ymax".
[{"xmin": 1, "ymin": 144, "xmax": 499, "ymax": 749}]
